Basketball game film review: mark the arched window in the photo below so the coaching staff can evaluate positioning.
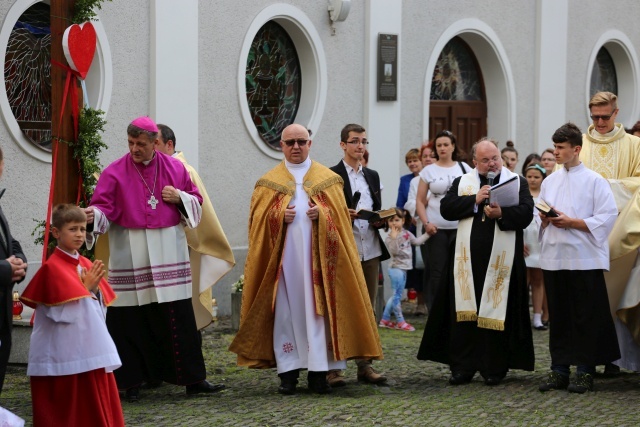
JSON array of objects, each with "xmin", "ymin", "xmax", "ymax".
[
  {"xmin": 431, "ymin": 37, "xmax": 483, "ymax": 101},
  {"xmin": 590, "ymin": 47, "xmax": 617, "ymax": 97},
  {"xmin": 245, "ymin": 21, "xmax": 301, "ymax": 151},
  {"xmin": 4, "ymin": 2, "xmax": 51, "ymax": 151}
]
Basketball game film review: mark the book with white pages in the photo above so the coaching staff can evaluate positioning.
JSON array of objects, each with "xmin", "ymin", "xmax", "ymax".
[{"xmin": 488, "ymin": 176, "xmax": 519, "ymax": 208}]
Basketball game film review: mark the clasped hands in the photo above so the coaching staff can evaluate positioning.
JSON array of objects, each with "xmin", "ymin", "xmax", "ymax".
[
  {"xmin": 7, "ymin": 255, "xmax": 27, "ymax": 283},
  {"xmin": 80, "ymin": 259, "xmax": 106, "ymax": 293},
  {"xmin": 284, "ymin": 201, "xmax": 319, "ymax": 224}
]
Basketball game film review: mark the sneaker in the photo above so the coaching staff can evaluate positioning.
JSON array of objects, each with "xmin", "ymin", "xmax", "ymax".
[
  {"xmin": 395, "ymin": 321, "xmax": 415, "ymax": 332},
  {"xmin": 378, "ymin": 319, "xmax": 395, "ymax": 329},
  {"xmin": 538, "ymin": 371, "xmax": 569, "ymax": 392},
  {"xmin": 326, "ymin": 370, "xmax": 346, "ymax": 388},
  {"xmin": 568, "ymin": 373, "xmax": 594, "ymax": 394}
]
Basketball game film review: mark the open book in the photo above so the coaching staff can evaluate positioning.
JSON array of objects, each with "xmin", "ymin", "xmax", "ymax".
[
  {"xmin": 357, "ymin": 208, "xmax": 397, "ymax": 223},
  {"xmin": 534, "ymin": 199, "xmax": 559, "ymax": 217},
  {"xmin": 489, "ymin": 176, "xmax": 519, "ymax": 207}
]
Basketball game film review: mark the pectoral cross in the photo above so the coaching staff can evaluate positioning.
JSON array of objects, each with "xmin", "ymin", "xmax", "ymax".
[{"xmin": 148, "ymin": 195, "xmax": 159, "ymax": 210}]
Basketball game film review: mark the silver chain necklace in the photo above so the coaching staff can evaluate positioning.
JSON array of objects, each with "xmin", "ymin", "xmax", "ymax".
[{"xmin": 132, "ymin": 156, "xmax": 159, "ymax": 209}]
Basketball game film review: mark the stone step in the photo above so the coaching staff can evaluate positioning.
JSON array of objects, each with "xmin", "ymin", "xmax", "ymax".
[{"xmin": 9, "ymin": 306, "xmax": 34, "ymax": 365}]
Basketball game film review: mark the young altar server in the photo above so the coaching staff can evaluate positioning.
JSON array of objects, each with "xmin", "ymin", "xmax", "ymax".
[
  {"xmin": 20, "ymin": 204, "xmax": 124, "ymax": 427},
  {"xmin": 537, "ymin": 123, "xmax": 619, "ymax": 394}
]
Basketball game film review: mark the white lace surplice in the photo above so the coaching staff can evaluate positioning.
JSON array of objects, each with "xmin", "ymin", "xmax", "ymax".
[{"xmin": 86, "ymin": 191, "xmax": 201, "ymax": 307}]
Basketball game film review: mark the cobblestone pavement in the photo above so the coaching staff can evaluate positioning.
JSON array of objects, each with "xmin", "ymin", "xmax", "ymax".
[{"xmin": 3, "ymin": 307, "xmax": 640, "ymax": 426}]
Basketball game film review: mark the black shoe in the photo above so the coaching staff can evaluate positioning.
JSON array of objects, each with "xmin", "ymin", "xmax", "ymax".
[
  {"xmin": 449, "ymin": 372, "xmax": 473, "ymax": 385},
  {"xmin": 542, "ymin": 320, "xmax": 549, "ymax": 327},
  {"xmin": 278, "ymin": 370, "xmax": 299, "ymax": 395},
  {"xmin": 533, "ymin": 324, "xmax": 548, "ymax": 331},
  {"xmin": 141, "ymin": 379, "xmax": 163, "ymax": 389},
  {"xmin": 539, "ymin": 371, "xmax": 569, "ymax": 392},
  {"xmin": 603, "ymin": 363, "xmax": 620, "ymax": 377},
  {"xmin": 484, "ymin": 376, "xmax": 502, "ymax": 386},
  {"xmin": 125, "ymin": 386, "xmax": 140, "ymax": 402},
  {"xmin": 308, "ymin": 371, "xmax": 332, "ymax": 394},
  {"xmin": 186, "ymin": 380, "xmax": 226, "ymax": 395},
  {"xmin": 568, "ymin": 373, "xmax": 594, "ymax": 394}
]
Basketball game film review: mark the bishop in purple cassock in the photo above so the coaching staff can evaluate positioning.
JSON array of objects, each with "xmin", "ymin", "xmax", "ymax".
[{"xmin": 85, "ymin": 116, "xmax": 226, "ymax": 400}]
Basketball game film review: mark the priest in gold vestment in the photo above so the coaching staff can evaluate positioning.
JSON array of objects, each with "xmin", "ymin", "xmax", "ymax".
[
  {"xmin": 229, "ymin": 124, "xmax": 382, "ymax": 395},
  {"xmin": 155, "ymin": 124, "xmax": 236, "ymax": 330},
  {"xmin": 580, "ymin": 92, "xmax": 640, "ymax": 371}
]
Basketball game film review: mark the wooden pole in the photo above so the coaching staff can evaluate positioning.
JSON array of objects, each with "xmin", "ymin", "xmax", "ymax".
[{"xmin": 50, "ymin": 0, "xmax": 80, "ymax": 206}]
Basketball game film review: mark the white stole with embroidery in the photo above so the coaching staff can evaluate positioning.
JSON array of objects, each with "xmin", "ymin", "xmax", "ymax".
[{"xmin": 454, "ymin": 167, "xmax": 518, "ymax": 331}]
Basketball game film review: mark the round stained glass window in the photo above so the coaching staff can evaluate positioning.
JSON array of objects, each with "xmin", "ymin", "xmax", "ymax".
[
  {"xmin": 431, "ymin": 37, "xmax": 483, "ymax": 101},
  {"xmin": 246, "ymin": 21, "xmax": 301, "ymax": 151},
  {"xmin": 590, "ymin": 47, "xmax": 617, "ymax": 97},
  {"xmin": 4, "ymin": 2, "xmax": 51, "ymax": 151}
]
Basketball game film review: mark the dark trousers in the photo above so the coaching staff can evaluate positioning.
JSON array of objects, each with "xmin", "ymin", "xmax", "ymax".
[
  {"xmin": 544, "ymin": 269, "xmax": 620, "ymax": 368},
  {"xmin": 106, "ymin": 298, "xmax": 206, "ymax": 389},
  {"xmin": 0, "ymin": 324, "xmax": 10, "ymax": 395},
  {"xmin": 425, "ymin": 229, "xmax": 457, "ymax": 311}
]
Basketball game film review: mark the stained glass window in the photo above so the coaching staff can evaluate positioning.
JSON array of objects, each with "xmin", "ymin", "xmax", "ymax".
[
  {"xmin": 590, "ymin": 47, "xmax": 617, "ymax": 97},
  {"xmin": 246, "ymin": 21, "xmax": 301, "ymax": 150},
  {"xmin": 431, "ymin": 37, "xmax": 482, "ymax": 101},
  {"xmin": 4, "ymin": 2, "xmax": 51, "ymax": 151}
]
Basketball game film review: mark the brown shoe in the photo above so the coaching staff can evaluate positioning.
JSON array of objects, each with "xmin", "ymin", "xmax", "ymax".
[
  {"xmin": 327, "ymin": 370, "xmax": 346, "ymax": 387},
  {"xmin": 357, "ymin": 366, "xmax": 387, "ymax": 384},
  {"xmin": 414, "ymin": 304, "xmax": 427, "ymax": 316}
]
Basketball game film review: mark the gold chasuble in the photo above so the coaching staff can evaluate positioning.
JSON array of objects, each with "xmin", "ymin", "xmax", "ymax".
[
  {"xmin": 581, "ymin": 124, "xmax": 640, "ymax": 340},
  {"xmin": 229, "ymin": 161, "xmax": 383, "ymax": 368},
  {"xmin": 175, "ymin": 152, "xmax": 235, "ymax": 330}
]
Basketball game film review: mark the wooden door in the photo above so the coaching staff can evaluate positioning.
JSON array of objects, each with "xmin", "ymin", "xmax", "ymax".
[
  {"xmin": 428, "ymin": 36, "xmax": 487, "ymax": 164},
  {"xmin": 429, "ymin": 100, "xmax": 486, "ymax": 163}
]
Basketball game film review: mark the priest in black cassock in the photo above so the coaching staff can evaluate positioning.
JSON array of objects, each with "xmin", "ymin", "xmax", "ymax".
[{"xmin": 417, "ymin": 139, "xmax": 534, "ymax": 386}]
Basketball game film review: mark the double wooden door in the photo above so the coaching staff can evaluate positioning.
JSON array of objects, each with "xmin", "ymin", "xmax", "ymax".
[{"xmin": 429, "ymin": 100, "xmax": 486, "ymax": 163}]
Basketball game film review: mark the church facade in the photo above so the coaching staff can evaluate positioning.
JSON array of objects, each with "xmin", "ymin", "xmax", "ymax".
[{"xmin": 2, "ymin": 0, "xmax": 639, "ymax": 313}]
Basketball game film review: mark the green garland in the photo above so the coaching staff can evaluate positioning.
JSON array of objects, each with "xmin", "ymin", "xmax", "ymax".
[
  {"xmin": 73, "ymin": 107, "xmax": 108, "ymax": 205},
  {"xmin": 33, "ymin": 1, "xmax": 111, "ymax": 258},
  {"xmin": 72, "ymin": 0, "xmax": 113, "ymax": 24},
  {"xmin": 33, "ymin": 108, "xmax": 107, "ymax": 258}
]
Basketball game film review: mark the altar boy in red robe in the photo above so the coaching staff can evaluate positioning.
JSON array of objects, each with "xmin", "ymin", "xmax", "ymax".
[{"xmin": 20, "ymin": 204, "xmax": 124, "ymax": 427}]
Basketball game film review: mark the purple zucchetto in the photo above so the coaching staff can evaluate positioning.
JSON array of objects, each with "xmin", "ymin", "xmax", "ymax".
[{"xmin": 130, "ymin": 116, "xmax": 159, "ymax": 133}]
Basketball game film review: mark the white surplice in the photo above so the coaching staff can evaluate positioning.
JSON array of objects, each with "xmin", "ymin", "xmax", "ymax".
[
  {"xmin": 27, "ymin": 250, "xmax": 121, "ymax": 376},
  {"xmin": 273, "ymin": 157, "xmax": 347, "ymax": 374},
  {"xmin": 86, "ymin": 191, "xmax": 201, "ymax": 307},
  {"xmin": 538, "ymin": 163, "xmax": 617, "ymax": 271}
]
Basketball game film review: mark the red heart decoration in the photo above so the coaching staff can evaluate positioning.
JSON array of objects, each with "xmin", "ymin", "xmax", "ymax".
[{"xmin": 62, "ymin": 22, "xmax": 97, "ymax": 80}]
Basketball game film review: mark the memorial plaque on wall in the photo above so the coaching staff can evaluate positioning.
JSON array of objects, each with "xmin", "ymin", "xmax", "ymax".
[{"xmin": 377, "ymin": 33, "xmax": 398, "ymax": 101}]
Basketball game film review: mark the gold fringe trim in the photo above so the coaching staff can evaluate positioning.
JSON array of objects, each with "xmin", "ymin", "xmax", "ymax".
[
  {"xmin": 456, "ymin": 311, "xmax": 478, "ymax": 322},
  {"xmin": 478, "ymin": 317, "xmax": 505, "ymax": 331},
  {"xmin": 255, "ymin": 179, "xmax": 294, "ymax": 196},
  {"xmin": 308, "ymin": 176, "xmax": 343, "ymax": 197}
]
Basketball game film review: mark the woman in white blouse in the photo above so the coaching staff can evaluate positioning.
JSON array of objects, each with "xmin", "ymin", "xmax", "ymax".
[{"xmin": 415, "ymin": 130, "xmax": 471, "ymax": 311}]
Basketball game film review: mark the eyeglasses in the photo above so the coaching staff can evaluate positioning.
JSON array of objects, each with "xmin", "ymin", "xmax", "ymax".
[
  {"xmin": 477, "ymin": 156, "xmax": 500, "ymax": 165},
  {"xmin": 282, "ymin": 139, "xmax": 309, "ymax": 147},
  {"xmin": 345, "ymin": 138, "xmax": 369, "ymax": 145},
  {"xmin": 590, "ymin": 111, "xmax": 616, "ymax": 121}
]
